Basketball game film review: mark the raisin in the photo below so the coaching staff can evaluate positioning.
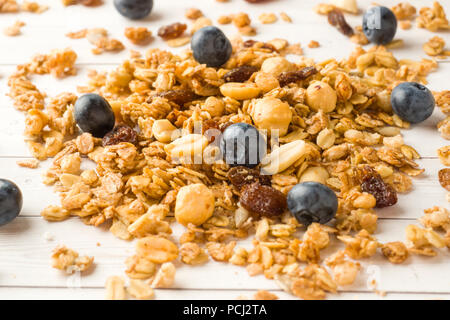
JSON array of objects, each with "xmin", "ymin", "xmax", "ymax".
[
  {"xmin": 102, "ymin": 125, "xmax": 138, "ymax": 147},
  {"xmin": 157, "ymin": 23, "xmax": 187, "ymax": 40},
  {"xmin": 277, "ymin": 66, "xmax": 318, "ymax": 87},
  {"xmin": 360, "ymin": 166, "xmax": 397, "ymax": 208},
  {"xmin": 327, "ymin": 9, "xmax": 354, "ymax": 37},
  {"xmin": 240, "ymin": 182, "xmax": 287, "ymax": 217},
  {"xmin": 202, "ymin": 119, "xmax": 221, "ymax": 143},
  {"xmin": 223, "ymin": 65, "xmax": 258, "ymax": 83},
  {"xmin": 228, "ymin": 166, "xmax": 271, "ymax": 190},
  {"xmin": 153, "ymin": 89, "xmax": 197, "ymax": 107},
  {"xmin": 438, "ymin": 168, "xmax": 450, "ymax": 191}
]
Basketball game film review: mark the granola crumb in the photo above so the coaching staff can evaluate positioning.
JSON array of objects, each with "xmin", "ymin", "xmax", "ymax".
[
  {"xmin": 3, "ymin": 20, "xmax": 25, "ymax": 37},
  {"xmin": 185, "ymin": 8, "xmax": 203, "ymax": 20},
  {"xmin": 16, "ymin": 159, "xmax": 39, "ymax": 169},
  {"xmin": 51, "ymin": 245, "xmax": 94, "ymax": 274},
  {"xmin": 308, "ymin": 40, "xmax": 320, "ymax": 48},
  {"xmin": 280, "ymin": 12, "xmax": 292, "ymax": 23},
  {"xmin": 124, "ymin": 27, "xmax": 152, "ymax": 45}
]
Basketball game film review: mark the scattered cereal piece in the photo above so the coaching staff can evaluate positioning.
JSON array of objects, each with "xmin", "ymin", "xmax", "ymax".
[
  {"xmin": 308, "ymin": 40, "xmax": 320, "ymax": 48},
  {"xmin": 279, "ymin": 12, "xmax": 292, "ymax": 23},
  {"xmin": 416, "ymin": 1, "xmax": 450, "ymax": 32},
  {"xmin": 127, "ymin": 279, "xmax": 155, "ymax": 300},
  {"xmin": 105, "ymin": 276, "xmax": 126, "ymax": 300},
  {"xmin": 185, "ymin": 7, "xmax": 203, "ymax": 20},
  {"xmin": 253, "ymin": 290, "xmax": 279, "ymax": 300}
]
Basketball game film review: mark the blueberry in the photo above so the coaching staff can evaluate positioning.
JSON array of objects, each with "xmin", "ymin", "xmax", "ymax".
[
  {"xmin": 362, "ymin": 6, "xmax": 397, "ymax": 45},
  {"xmin": 391, "ymin": 82, "xmax": 435, "ymax": 124},
  {"xmin": 0, "ymin": 179, "xmax": 22, "ymax": 227},
  {"xmin": 114, "ymin": 0, "xmax": 153, "ymax": 20},
  {"xmin": 287, "ymin": 182, "xmax": 338, "ymax": 226},
  {"xmin": 219, "ymin": 123, "xmax": 266, "ymax": 168},
  {"xmin": 74, "ymin": 93, "xmax": 115, "ymax": 138},
  {"xmin": 191, "ymin": 26, "xmax": 232, "ymax": 68}
]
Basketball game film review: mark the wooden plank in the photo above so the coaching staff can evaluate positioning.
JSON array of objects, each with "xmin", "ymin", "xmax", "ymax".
[
  {"xmin": 0, "ymin": 287, "xmax": 449, "ymax": 300},
  {"xmin": 0, "ymin": 217, "xmax": 448, "ymax": 293},
  {"xmin": 0, "ymin": 157, "xmax": 446, "ymax": 219}
]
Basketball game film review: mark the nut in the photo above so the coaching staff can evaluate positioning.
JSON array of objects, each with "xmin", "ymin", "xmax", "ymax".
[
  {"xmin": 306, "ymin": 81, "xmax": 337, "ymax": 113},
  {"xmin": 250, "ymin": 97, "xmax": 292, "ymax": 136},
  {"xmin": 299, "ymin": 166, "xmax": 329, "ymax": 184},
  {"xmin": 261, "ymin": 140, "xmax": 306, "ymax": 175},
  {"xmin": 152, "ymin": 119, "xmax": 177, "ymax": 143},
  {"xmin": 261, "ymin": 57, "xmax": 294, "ymax": 76},
  {"xmin": 219, "ymin": 82, "xmax": 261, "ymax": 100},
  {"xmin": 175, "ymin": 183, "xmax": 215, "ymax": 226},
  {"xmin": 136, "ymin": 236, "xmax": 179, "ymax": 263}
]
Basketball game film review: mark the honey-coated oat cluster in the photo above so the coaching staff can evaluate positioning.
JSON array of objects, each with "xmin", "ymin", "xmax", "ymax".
[{"xmin": 4, "ymin": 1, "xmax": 450, "ymax": 300}]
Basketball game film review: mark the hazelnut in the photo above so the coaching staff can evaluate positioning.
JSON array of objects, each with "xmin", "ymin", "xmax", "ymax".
[
  {"xmin": 305, "ymin": 81, "xmax": 337, "ymax": 113},
  {"xmin": 261, "ymin": 57, "xmax": 294, "ymax": 77},
  {"xmin": 254, "ymin": 72, "xmax": 280, "ymax": 93},
  {"xmin": 152, "ymin": 119, "xmax": 177, "ymax": 143},
  {"xmin": 175, "ymin": 183, "xmax": 215, "ymax": 226},
  {"xmin": 251, "ymin": 97, "xmax": 292, "ymax": 136}
]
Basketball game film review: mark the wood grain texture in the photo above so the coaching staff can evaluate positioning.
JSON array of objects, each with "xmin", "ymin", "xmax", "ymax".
[{"xmin": 0, "ymin": 0, "xmax": 448, "ymax": 300}]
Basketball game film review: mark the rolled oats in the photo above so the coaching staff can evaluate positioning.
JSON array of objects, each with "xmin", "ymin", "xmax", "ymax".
[{"xmin": 105, "ymin": 276, "xmax": 126, "ymax": 300}]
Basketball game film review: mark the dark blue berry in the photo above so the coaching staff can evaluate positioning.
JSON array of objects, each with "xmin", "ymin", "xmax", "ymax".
[
  {"xmin": 0, "ymin": 179, "xmax": 22, "ymax": 227},
  {"xmin": 191, "ymin": 26, "xmax": 232, "ymax": 68},
  {"xmin": 391, "ymin": 82, "xmax": 435, "ymax": 124},
  {"xmin": 74, "ymin": 93, "xmax": 115, "ymax": 138},
  {"xmin": 287, "ymin": 182, "xmax": 338, "ymax": 226},
  {"xmin": 219, "ymin": 123, "xmax": 266, "ymax": 168},
  {"xmin": 114, "ymin": 0, "xmax": 153, "ymax": 20},
  {"xmin": 362, "ymin": 6, "xmax": 397, "ymax": 45}
]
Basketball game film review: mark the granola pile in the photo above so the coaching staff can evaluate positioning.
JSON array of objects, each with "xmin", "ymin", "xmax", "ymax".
[{"xmin": 5, "ymin": 2, "xmax": 450, "ymax": 300}]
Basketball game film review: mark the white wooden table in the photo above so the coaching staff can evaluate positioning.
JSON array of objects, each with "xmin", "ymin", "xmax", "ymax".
[{"xmin": 0, "ymin": 0, "xmax": 449, "ymax": 300}]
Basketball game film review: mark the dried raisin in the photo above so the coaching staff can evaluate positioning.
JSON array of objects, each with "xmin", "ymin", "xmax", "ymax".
[
  {"xmin": 328, "ymin": 9, "xmax": 354, "ymax": 37},
  {"xmin": 240, "ymin": 182, "xmax": 287, "ymax": 217},
  {"xmin": 438, "ymin": 168, "xmax": 450, "ymax": 191},
  {"xmin": 223, "ymin": 65, "xmax": 258, "ymax": 83},
  {"xmin": 360, "ymin": 166, "xmax": 397, "ymax": 208},
  {"xmin": 157, "ymin": 23, "xmax": 187, "ymax": 40},
  {"xmin": 102, "ymin": 125, "xmax": 138, "ymax": 147},
  {"xmin": 154, "ymin": 89, "xmax": 197, "ymax": 107},
  {"xmin": 228, "ymin": 166, "xmax": 271, "ymax": 190},
  {"xmin": 278, "ymin": 66, "xmax": 318, "ymax": 87}
]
